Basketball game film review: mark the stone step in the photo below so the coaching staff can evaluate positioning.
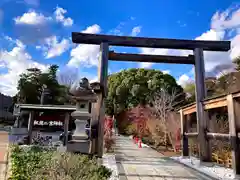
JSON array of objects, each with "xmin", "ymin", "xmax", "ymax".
[
  {"xmin": 71, "ymin": 136, "xmax": 89, "ymax": 141},
  {"xmin": 68, "ymin": 139, "xmax": 90, "ymax": 143}
]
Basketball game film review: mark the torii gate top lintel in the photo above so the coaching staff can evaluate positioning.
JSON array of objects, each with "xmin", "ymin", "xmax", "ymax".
[{"xmin": 72, "ymin": 32, "xmax": 230, "ymax": 52}]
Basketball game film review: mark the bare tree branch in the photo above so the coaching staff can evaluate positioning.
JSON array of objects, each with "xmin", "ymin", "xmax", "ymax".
[
  {"xmin": 57, "ymin": 68, "xmax": 79, "ymax": 87},
  {"xmin": 150, "ymin": 86, "xmax": 179, "ymax": 151}
]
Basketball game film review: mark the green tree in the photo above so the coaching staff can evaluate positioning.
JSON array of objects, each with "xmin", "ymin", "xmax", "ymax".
[
  {"xmin": 8, "ymin": 95, "xmax": 18, "ymax": 113},
  {"xmin": 184, "ymin": 82, "xmax": 195, "ymax": 103},
  {"xmin": 183, "ymin": 78, "xmax": 222, "ymax": 103},
  {"xmin": 233, "ymin": 56, "xmax": 240, "ymax": 71},
  {"xmin": 105, "ymin": 68, "xmax": 185, "ymax": 116},
  {"xmin": 16, "ymin": 65, "xmax": 68, "ymax": 105},
  {"xmin": 17, "ymin": 68, "xmax": 42, "ymax": 104}
]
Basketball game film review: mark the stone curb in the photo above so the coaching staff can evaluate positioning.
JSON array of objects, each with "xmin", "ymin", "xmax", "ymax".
[
  {"xmin": 0, "ymin": 144, "xmax": 9, "ymax": 180},
  {"xmin": 101, "ymin": 136, "xmax": 119, "ymax": 180},
  {"xmin": 135, "ymin": 139, "xmax": 220, "ymax": 180},
  {"xmin": 5, "ymin": 145, "xmax": 11, "ymax": 180},
  {"xmin": 102, "ymin": 153, "xmax": 119, "ymax": 180}
]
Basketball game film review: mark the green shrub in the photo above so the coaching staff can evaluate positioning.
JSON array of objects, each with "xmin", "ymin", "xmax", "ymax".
[
  {"xmin": 142, "ymin": 136, "xmax": 154, "ymax": 145},
  {"xmin": 9, "ymin": 145, "xmax": 54, "ymax": 180},
  {"xmin": 124, "ymin": 124, "xmax": 137, "ymax": 135},
  {"xmin": 9, "ymin": 145, "xmax": 111, "ymax": 180}
]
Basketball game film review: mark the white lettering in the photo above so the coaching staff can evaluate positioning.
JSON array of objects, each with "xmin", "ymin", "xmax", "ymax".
[{"xmin": 33, "ymin": 120, "xmax": 63, "ymax": 126}]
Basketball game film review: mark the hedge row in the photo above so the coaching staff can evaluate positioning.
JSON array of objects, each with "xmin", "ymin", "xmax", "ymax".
[{"xmin": 9, "ymin": 145, "xmax": 111, "ymax": 180}]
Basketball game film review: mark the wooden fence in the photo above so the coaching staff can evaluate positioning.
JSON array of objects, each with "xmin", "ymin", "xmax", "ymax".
[{"xmin": 179, "ymin": 91, "xmax": 240, "ymax": 175}]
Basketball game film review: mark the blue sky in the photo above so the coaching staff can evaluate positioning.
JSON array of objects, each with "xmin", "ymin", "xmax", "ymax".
[{"xmin": 0, "ymin": 0, "xmax": 240, "ymax": 96}]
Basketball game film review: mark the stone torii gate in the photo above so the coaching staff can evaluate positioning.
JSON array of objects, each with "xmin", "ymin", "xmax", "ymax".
[{"xmin": 71, "ymin": 32, "xmax": 230, "ymax": 160}]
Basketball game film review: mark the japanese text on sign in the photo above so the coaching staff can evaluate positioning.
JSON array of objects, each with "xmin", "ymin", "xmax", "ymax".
[{"xmin": 34, "ymin": 120, "xmax": 63, "ymax": 126}]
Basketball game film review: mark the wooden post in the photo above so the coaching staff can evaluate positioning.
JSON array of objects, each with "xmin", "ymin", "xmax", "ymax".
[
  {"xmin": 194, "ymin": 48, "xmax": 211, "ymax": 162},
  {"xmin": 27, "ymin": 111, "xmax": 34, "ymax": 144},
  {"xmin": 98, "ymin": 43, "xmax": 109, "ymax": 97},
  {"xmin": 97, "ymin": 42, "xmax": 109, "ymax": 157},
  {"xmin": 227, "ymin": 94, "xmax": 240, "ymax": 175},
  {"xmin": 180, "ymin": 110, "xmax": 189, "ymax": 156},
  {"xmin": 91, "ymin": 99, "xmax": 100, "ymax": 154},
  {"xmin": 63, "ymin": 112, "xmax": 70, "ymax": 146}
]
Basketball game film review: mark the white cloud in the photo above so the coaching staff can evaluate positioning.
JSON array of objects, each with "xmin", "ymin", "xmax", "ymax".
[
  {"xmin": 139, "ymin": 7, "xmax": 240, "ymax": 78},
  {"xmin": 140, "ymin": 47, "xmax": 171, "ymax": 56},
  {"xmin": 13, "ymin": 6, "xmax": 74, "ymax": 44},
  {"xmin": 68, "ymin": 44, "xmax": 100, "ymax": 68},
  {"xmin": 131, "ymin": 26, "xmax": 141, "ymax": 36},
  {"xmin": 14, "ymin": 10, "xmax": 53, "ymax": 44},
  {"xmin": 14, "ymin": 10, "xmax": 51, "ymax": 25},
  {"xmin": 138, "ymin": 48, "xmax": 171, "ymax": 68},
  {"xmin": 177, "ymin": 74, "xmax": 192, "ymax": 87},
  {"xmin": 36, "ymin": 45, "xmax": 41, "ymax": 49},
  {"xmin": 162, "ymin": 70, "xmax": 170, "ymax": 74},
  {"xmin": 200, "ymin": 6, "xmax": 240, "ymax": 73},
  {"xmin": 90, "ymin": 76, "xmax": 98, "ymax": 83},
  {"xmin": 211, "ymin": 8, "xmax": 240, "ymax": 30},
  {"xmin": 67, "ymin": 24, "xmax": 101, "ymax": 68},
  {"xmin": 0, "ymin": 38, "xmax": 48, "ymax": 96},
  {"xmin": 4, "ymin": 35, "xmax": 13, "ymax": 42},
  {"xmin": 54, "ymin": 6, "xmax": 73, "ymax": 27},
  {"xmin": 140, "ymin": 29, "xmax": 230, "ymax": 73},
  {"xmin": 139, "ymin": 62, "xmax": 152, "ymax": 68},
  {"xmin": 39, "ymin": 36, "xmax": 71, "ymax": 59},
  {"xmin": 58, "ymin": 67, "xmax": 98, "ymax": 84},
  {"xmin": 108, "ymin": 22, "xmax": 125, "ymax": 36},
  {"xmin": 109, "ymin": 18, "xmax": 137, "ymax": 36},
  {"xmin": 193, "ymin": 29, "xmax": 230, "ymax": 72},
  {"xmin": 198, "ymin": 6, "xmax": 240, "ymax": 72},
  {"xmin": 230, "ymin": 34, "xmax": 240, "ymax": 59},
  {"xmin": 195, "ymin": 29, "xmax": 225, "ymax": 41},
  {"xmin": 80, "ymin": 70, "xmax": 98, "ymax": 83},
  {"xmin": 82, "ymin": 24, "xmax": 101, "ymax": 34}
]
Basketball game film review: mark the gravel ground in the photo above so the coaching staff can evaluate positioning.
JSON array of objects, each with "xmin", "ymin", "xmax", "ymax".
[
  {"xmin": 171, "ymin": 156, "xmax": 236, "ymax": 180},
  {"xmin": 102, "ymin": 153, "xmax": 119, "ymax": 180}
]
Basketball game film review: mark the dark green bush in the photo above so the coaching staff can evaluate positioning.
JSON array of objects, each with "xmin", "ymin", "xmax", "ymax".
[
  {"xmin": 9, "ymin": 145, "xmax": 111, "ymax": 180},
  {"xmin": 9, "ymin": 145, "xmax": 53, "ymax": 180}
]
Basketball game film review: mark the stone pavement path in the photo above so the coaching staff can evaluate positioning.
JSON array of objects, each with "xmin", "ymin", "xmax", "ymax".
[
  {"xmin": 115, "ymin": 136, "xmax": 213, "ymax": 180},
  {"xmin": 0, "ymin": 131, "xmax": 9, "ymax": 180}
]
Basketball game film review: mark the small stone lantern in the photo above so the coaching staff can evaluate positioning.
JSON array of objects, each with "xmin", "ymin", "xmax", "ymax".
[{"xmin": 67, "ymin": 77, "xmax": 97, "ymax": 153}]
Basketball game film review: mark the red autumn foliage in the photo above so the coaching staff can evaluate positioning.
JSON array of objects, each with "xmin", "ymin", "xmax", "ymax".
[
  {"xmin": 116, "ymin": 105, "xmax": 181, "ymax": 150},
  {"xmin": 104, "ymin": 116, "xmax": 113, "ymax": 136},
  {"xmin": 116, "ymin": 105, "xmax": 151, "ymax": 136},
  {"xmin": 130, "ymin": 106, "xmax": 148, "ymax": 138},
  {"xmin": 104, "ymin": 116, "xmax": 115, "ymax": 152}
]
